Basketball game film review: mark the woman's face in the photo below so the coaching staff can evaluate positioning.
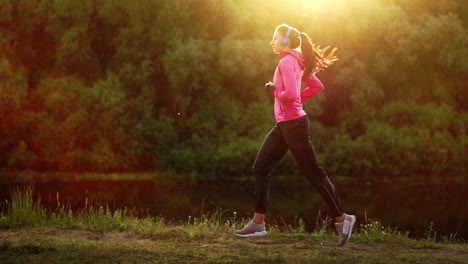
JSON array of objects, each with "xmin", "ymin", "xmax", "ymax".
[{"xmin": 270, "ymin": 30, "xmax": 289, "ymax": 54}]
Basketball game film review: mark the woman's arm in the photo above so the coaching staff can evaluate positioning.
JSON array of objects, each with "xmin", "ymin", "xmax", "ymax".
[
  {"xmin": 273, "ymin": 60, "xmax": 300, "ymax": 102},
  {"xmin": 300, "ymin": 74, "xmax": 324, "ymax": 102}
]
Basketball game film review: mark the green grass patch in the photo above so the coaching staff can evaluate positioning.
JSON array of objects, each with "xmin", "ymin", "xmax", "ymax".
[{"xmin": 0, "ymin": 187, "xmax": 466, "ymax": 264}]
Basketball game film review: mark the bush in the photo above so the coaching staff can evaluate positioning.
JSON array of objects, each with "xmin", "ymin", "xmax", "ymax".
[{"xmin": 322, "ymin": 102, "xmax": 466, "ymax": 177}]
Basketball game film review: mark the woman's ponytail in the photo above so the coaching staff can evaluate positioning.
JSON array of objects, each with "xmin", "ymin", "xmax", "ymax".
[
  {"xmin": 275, "ymin": 24, "xmax": 338, "ymax": 75},
  {"xmin": 299, "ymin": 32, "xmax": 338, "ymax": 75}
]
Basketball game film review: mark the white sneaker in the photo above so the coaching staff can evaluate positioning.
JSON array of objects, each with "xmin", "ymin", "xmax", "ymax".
[
  {"xmin": 233, "ymin": 220, "xmax": 267, "ymax": 237},
  {"xmin": 335, "ymin": 214, "xmax": 356, "ymax": 246}
]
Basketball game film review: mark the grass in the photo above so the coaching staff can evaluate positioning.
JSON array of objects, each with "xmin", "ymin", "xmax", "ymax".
[{"xmin": 0, "ymin": 187, "xmax": 467, "ymax": 264}]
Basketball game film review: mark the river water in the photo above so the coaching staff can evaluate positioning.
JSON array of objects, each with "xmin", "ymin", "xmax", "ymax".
[{"xmin": 0, "ymin": 175, "xmax": 466, "ymax": 240}]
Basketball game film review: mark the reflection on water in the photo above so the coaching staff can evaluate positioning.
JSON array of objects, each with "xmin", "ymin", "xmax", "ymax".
[{"xmin": 0, "ymin": 175, "xmax": 466, "ymax": 240}]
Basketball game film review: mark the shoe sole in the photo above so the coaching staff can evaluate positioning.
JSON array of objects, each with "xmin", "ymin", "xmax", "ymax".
[
  {"xmin": 233, "ymin": 231, "xmax": 267, "ymax": 237},
  {"xmin": 340, "ymin": 215, "xmax": 356, "ymax": 246}
]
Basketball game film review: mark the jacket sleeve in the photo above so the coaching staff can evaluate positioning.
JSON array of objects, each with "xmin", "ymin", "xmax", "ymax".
[
  {"xmin": 273, "ymin": 59, "xmax": 300, "ymax": 102},
  {"xmin": 300, "ymin": 74, "xmax": 324, "ymax": 102}
]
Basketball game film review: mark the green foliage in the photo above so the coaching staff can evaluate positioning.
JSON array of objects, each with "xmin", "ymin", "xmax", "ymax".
[
  {"xmin": 325, "ymin": 102, "xmax": 466, "ymax": 176},
  {"xmin": 1, "ymin": 187, "xmax": 46, "ymax": 227},
  {"xmin": 0, "ymin": 58, "xmax": 29, "ymax": 168},
  {"xmin": 356, "ymin": 217, "xmax": 412, "ymax": 245},
  {"xmin": 0, "ymin": 0, "xmax": 465, "ymax": 177},
  {"xmin": 2, "ymin": 188, "xmax": 464, "ymax": 251}
]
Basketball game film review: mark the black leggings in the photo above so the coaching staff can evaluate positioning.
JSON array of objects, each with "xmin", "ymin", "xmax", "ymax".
[{"xmin": 252, "ymin": 115, "xmax": 343, "ymax": 217}]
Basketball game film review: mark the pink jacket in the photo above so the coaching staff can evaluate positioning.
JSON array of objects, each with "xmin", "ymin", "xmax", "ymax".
[{"xmin": 272, "ymin": 50, "xmax": 325, "ymax": 123}]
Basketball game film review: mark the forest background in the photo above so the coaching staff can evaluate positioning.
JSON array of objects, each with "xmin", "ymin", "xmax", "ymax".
[{"xmin": 0, "ymin": 0, "xmax": 466, "ymax": 179}]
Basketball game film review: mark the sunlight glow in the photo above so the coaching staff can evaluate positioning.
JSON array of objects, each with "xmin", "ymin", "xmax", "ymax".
[{"xmin": 296, "ymin": 0, "xmax": 368, "ymax": 16}]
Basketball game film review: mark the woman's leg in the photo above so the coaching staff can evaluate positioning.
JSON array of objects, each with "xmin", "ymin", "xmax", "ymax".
[
  {"xmin": 252, "ymin": 125, "xmax": 288, "ymax": 218},
  {"xmin": 234, "ymin": 125, "xmax": 288, "ymax": 237},
  {"xmin": 278, "ymin": 116, "xmax": 344, "ymax": 218}
]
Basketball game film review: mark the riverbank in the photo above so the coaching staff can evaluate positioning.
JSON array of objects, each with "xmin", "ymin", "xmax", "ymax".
[
  {"xmin": 2, "ymin": 172, "xmax": 467, "ymax": 241},
  {"xmin": 1, "ymin": 226, "xmax": 467, "ymax": 264},
  {"xmin": 0, "ymin": 188, "xmax": 466, "ymax": 264}
]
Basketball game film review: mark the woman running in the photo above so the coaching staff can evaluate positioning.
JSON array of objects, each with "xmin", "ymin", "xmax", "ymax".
[{"xmin": 234, "ymin": 24, "xmax": 356, "ymax": 247}]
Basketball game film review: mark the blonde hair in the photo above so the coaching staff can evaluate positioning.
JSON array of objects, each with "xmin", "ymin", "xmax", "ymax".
[{"xmin": 276, "ymin": 24, "xmax": 339, "ymax": 74}]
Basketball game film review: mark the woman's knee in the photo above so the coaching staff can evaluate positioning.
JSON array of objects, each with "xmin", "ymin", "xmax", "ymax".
[
  {"xmin": 303, "ymin": 167, "xmax": 328, "ymax": 184},
  {"xmin": 252, "ymin": 162, "xmax": 268, "ymax": 176}
]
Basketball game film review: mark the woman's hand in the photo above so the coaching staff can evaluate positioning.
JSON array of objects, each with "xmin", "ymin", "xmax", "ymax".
[{"xmin": 265, "ymin": 81, "xmax": 275, "ymax": 100}]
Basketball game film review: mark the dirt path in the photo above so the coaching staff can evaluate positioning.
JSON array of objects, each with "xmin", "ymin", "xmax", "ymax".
[{"xmin": 1, "ymin": 228, "xmax": 467, "ymax": 264}]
